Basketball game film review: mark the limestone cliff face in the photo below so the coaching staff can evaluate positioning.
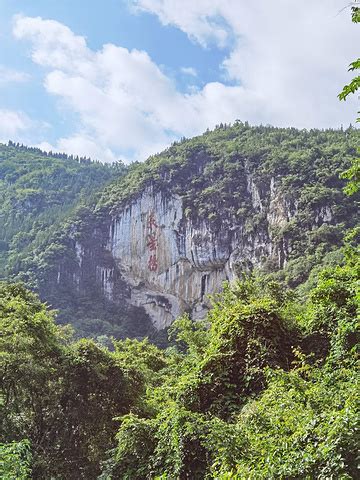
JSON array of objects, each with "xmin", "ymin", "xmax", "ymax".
[
  {"xmin": 64, "ymin": 173, "xmax": 335, "ymax": 330},
  {"xmin": 105, "ymin": 186, "xmax": 235, "ymax": 329}
]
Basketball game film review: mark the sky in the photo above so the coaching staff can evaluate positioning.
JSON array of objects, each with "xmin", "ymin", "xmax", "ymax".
[{"xmin": 0, "ymin": 0, "xmax": 358, "ymax": 163}]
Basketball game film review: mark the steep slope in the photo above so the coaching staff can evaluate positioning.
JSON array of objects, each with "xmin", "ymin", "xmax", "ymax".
[
  {"xmin": 0, "ymin": 142, "xmax": 124, "ymax": 279},
  {"xmin": 5, "ymin": 124, "xmax": 359, "ymax": 338}
]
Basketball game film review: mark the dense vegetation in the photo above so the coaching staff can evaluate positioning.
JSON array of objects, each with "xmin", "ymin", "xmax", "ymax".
[
  {"xmin": 0, "ymin": 142, "xmax": 124, "ymax": 280},
  {"xmin": 101, "ymin": 123, "xmax": 359, "ymax": 219},
  {"xmin": 0, "ymin": 228, "xmax": 358, "ymax": 478},
  {"xmin": 1, "ymin": 131, "xmax": 357, "ymax": 476},
  {"xmin": 1, "ymin": 125, "xmax": 358, "ymax": 342},
  {"xmin": 0, "ymin": 99, "xmax": 359, "ymax": 480}
]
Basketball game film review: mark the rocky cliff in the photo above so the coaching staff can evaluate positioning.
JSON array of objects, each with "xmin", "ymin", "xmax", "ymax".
[
  {"xmin": 55, "ymin": 176, "xmax": 352, "ymax": 330},
  {"xmin": 17, "ymin": 124, "xmax": 359, "ymax": 336},
  {"xmin": 77, "ymin": 187, "xmax": 335, "ymax": 329}
]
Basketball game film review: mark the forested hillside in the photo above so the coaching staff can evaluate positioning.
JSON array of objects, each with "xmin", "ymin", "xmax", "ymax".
[
  {"xmin": 99, "ymin": 122, "xmax": 359, "ymax": 286},
  {"xmin": 2, "ymin": 123, "xmax": 357, "ymax": 342},
  {"xmin": 0, "ymin": 142, "xmax": 125, "ymax": 279}
]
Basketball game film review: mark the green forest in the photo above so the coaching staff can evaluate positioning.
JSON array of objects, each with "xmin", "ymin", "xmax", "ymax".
[{"xmin": 0, "ymin": 142, "xmax": 125, "ymax": 279}]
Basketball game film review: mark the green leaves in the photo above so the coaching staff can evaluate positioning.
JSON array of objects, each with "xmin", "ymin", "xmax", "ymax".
[
  {"xmin": 338, "ymin": 70, "xmax": 360, "ymax": 101},
  {"xmin": 352, "ymin": 4, "xmax": 360, "ymax": 23},
  {"xmin": 0, "ymin": 283, "xmax": 152, "ymax": 478},
  {"xmin": 338, "ymin": 5, "xmax": 360, "ymax": 122},
  {"xmin": 0, "ymin": 440, "xmax": 32, "ymax": 480},
  {"xmin": 214, "ymin": 364, "xmax": 359, "ymax": 479},
  {"xmin": 341, "ymin": 154, "xmax": 360, "ymax": 195},
  {"xmin": 102, "ymin": 250, "xmax": 359, "ymax": 478},
  {"xmin": 338, "ymin": 74, "xmax": 360, "ymax": 123}
]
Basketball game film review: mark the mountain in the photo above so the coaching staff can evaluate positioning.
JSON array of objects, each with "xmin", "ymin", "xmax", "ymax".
[
  {"xmin": 2, "ymin": 123, "xmax": 358, "ymax": 341},
  {"xmin": 0, "ymin": 124, "xmax": 359, "ymax": 479},
  {"xmin": 0, "ymin": 142, "xmax": 126, "ymax": 277}
]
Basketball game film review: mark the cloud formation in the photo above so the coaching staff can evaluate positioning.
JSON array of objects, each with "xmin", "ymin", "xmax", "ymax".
[
  {"xmin": 0, "ymin": 109, "xmax": 32, "ymax": 142},
  {"xmin": 0, "ymin": 65, "xmax": 30, "ymax": 84},
  {"xmin": 13, "ymin": 15, "xmax": 248, "ymax": 161},
  {"xmin": 12, "ymin": 3, "xmax": 359, "ymax": 162},
  {"xmin": 181, "ymin": 66, "xmax": 197, "ymax": 77},
  {"xmin": 134, "ymin": 0, "xmax": 359, "ymax": 125}
]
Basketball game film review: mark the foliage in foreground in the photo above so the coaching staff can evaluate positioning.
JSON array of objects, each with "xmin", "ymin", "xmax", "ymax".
[
  {"xmin": 0, "ymin": 236, "xmax": 358, "ymax": 479},
  {"xmin": 0, "ymin": 283, "xmax": 148, "ymax": 478},
  {"xmin": 0, "ymin": 440, "xmax": 32, "ymax": 480},
  {"xmin": 101, "ymin": 240, "xmax": 359, "ymax": 480}
]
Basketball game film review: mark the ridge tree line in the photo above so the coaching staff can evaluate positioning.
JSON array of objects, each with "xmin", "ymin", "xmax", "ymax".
[
  {"xmin": 7, "ymin": 140, "xmax": 94, "ymax": 164},
  {"xmin": 6, "ymin": 140, "xmax": 128, "ymax": 166}
]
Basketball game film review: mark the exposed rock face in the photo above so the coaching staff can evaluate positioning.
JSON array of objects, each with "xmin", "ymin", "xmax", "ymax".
[
  {"xmin": 62, "ymin": 172, "xmax": 336, "ymax": 330},
  {"xmin": 106, "ymin": 187, "xmax": 242, "ymax": 329}
]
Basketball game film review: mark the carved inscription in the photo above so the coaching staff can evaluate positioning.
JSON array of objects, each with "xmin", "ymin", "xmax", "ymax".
[{"xmin": 147, "ymin": 212, "xmax": 158, "ymax": 271}]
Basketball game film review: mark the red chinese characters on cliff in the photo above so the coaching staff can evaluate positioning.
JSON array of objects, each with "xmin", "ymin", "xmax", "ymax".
[
  {"xmin": 147, "ymin": 212, "xmax": 158, "ymax": 230},
  {"xmin": 148, "ymin": 254, "xmax": 158, "ymax": 271},
  {"xmin": 147, "ymin": 212, "xmax": 158, "ymax": 271},
  {"xmin": 147, "ymin": 233, "xmax": 157, "ymax": 251}
]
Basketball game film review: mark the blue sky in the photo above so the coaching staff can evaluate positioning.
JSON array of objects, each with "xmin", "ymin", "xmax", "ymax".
[{"xmin": 0, "ymin": 0, "xmax": 358, "ymax": 162}]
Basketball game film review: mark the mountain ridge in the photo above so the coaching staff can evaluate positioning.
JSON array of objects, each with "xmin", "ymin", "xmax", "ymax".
[{"xmin": 1, "ymin": 122, "xmax": 358, "ymax": 340}]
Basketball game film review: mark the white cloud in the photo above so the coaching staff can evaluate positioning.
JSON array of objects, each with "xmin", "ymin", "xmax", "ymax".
[
  {"xmin": 37, "ymin": 135, "xmax": 117, "ymax": 163},
  {"xmin": 13, "ymin": 14, "xmax": 249, "ymax": 162},
  {"xmin": 0, "ymin": 109, "xmax": 32, "ymax": 142},
  {"xmin": 0, "ymin": 65, "xmax": 30, "ymax": 84},
  {"xmin": 13, "ymin": 15, "xmax": 90, "ymax": 71},
  {"xmin": 132, "ymin": 0, "xmax": 228, "ymax": 47},
  {"xmin": 181, "ymin": 66, "xmax": 197, "ymax": 77},
  {"xmin": 133, "ymin": 0, "xmax": 359, "ymax": 127},
  {"xmin": 12, "ymin": 4, "xmax": 359, "ymax": 162}
]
